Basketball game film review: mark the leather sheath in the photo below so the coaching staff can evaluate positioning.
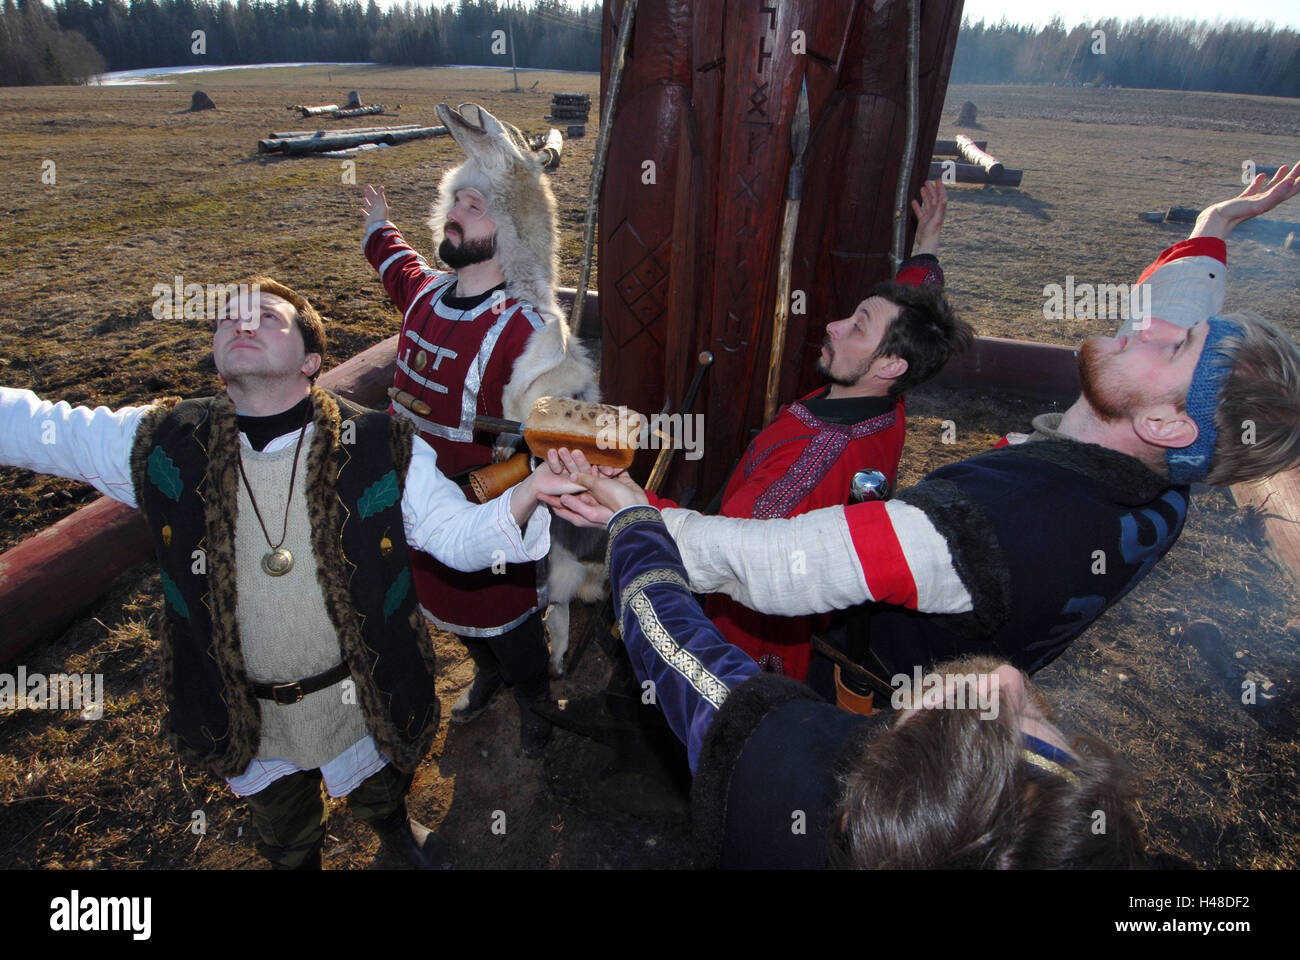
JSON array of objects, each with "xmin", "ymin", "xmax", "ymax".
[{"xmin": 469, "ymin": 453, "xmax": 531, "ymax": 503}]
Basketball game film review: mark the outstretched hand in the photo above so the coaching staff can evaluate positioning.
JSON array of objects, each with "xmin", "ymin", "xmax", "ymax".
[
  {"xmin": 361, "ymin": 184, "xmax": 389, "ymax": 231},
  {"xmin": 1191, "ymin": 162, "xmax": 1300, "ymax": 240},
  {"xmin": 911, "ymin": 179, "xmax": 947, "ymax": 256},
  {"xmin": 536, "ymin": 448, "xmax": 649, "ymax": 528}
]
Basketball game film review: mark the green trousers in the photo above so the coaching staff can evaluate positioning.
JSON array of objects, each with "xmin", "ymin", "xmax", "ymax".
[{"xmin": 244, "ymin": 762, "xmax": 413, "ymax": 869}]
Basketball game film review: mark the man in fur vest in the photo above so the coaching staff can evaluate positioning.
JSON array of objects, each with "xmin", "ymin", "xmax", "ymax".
[
  {"xmin": 361, "ymin": 103, "xmax": 599, "ymax": 757},
  {"xmin": 0, "ymin": 277, "xmax": 583, "ymax": 869}
]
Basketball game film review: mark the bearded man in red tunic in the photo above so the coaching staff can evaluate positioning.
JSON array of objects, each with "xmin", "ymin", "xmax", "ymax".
[{"xmin": 707, "ymin": 181, "xmax": 972, "ymax": 700}]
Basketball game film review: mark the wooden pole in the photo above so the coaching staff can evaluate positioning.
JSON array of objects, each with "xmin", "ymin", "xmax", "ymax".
[
  {"xmin": 763, "ymin": 79, "xmax": 810, "ymax": 428},
  {"xmin": 891, "ymin": 0, "xmax": 921, "ymax": 271}
]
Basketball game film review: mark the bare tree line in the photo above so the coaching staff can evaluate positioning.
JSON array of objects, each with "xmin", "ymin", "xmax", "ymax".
[
  {"xmin": 2, "ymin": 3, "xmax": 1296, "ymax": 99},
  {"xmin": 953, "ymin": 16, "xmax": 1299, "ymax": 97}
]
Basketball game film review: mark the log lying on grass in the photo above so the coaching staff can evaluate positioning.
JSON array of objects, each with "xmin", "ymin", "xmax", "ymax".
[
  {"xmin": 267, "ymin": 123, "xmax": 423, "ymax": 140},
  {"xmin": 933, "ymin": 138, "xmax": 986, "ymax": 155},
  {"xmin": 258, "ymin": 125, "xmax": 448, "ymax": 155},
  {"xmin": 297, "ymin": 103, "xmax": 340, "ymax": 117},
  {"xmin": 333, "ymin": 104, "xmax": 386, "ymax": 119},
  {"xmin": 927, "ymin": 160, "xmax": 1022, "ymax": 186},
  {"xmin": 955, "ymin": 134, "xmax": 1004, "ymax": 176},
  {"xmin": 533, "ymin": 129, "xmax": 564, "ymax": 171}
]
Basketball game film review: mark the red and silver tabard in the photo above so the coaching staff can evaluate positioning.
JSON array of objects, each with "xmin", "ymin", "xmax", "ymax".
[{"xmin": 365, "ymin": 222, "xmax": 548, "ymax": 636}]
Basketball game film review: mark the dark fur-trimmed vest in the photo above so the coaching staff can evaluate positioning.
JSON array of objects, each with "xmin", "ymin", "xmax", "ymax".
[{"xmin": 129, "ymin": 387, "xmax": 439, "ymax": 779}]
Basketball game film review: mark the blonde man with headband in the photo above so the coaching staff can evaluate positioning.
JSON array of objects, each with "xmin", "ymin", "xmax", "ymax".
[{"xmin": 541, "ymin": 165, "xmax": 1300, "ymax": 712}]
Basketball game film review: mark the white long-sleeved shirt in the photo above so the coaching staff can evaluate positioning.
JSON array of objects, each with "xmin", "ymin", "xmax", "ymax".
[{"xmin": 0, "ymin": 387, "xmax": 551, "ymax": 794}]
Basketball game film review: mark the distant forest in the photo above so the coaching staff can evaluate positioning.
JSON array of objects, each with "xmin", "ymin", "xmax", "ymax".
[{"xmin": 2, "ymin": 0, "xmax": 1297, "ymax": 98}]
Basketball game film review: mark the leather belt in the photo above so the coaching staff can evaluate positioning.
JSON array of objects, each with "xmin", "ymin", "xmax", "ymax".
[{"xmin": 253, "ymin": 662, "xmax": 351, "ymax": 705}]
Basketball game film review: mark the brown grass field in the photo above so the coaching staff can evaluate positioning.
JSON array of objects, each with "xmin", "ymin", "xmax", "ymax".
[{"xmin": 0, "ymin": 66, "xmax": 1298, "ymax": 869}]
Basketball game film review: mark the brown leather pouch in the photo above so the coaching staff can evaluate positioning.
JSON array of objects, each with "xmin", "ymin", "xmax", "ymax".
[
  {"xmin": 834, "ymin": 665, "xmax": 877, "ymax": 716},
  {"xmin": 468, "ymin": 453, "xmax": 531, "ymax": 503}
]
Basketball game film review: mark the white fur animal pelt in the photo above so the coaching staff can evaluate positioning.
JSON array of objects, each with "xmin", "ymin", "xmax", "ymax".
[{"xmin": 433, "ymin": 101, "xmax": 608, "ymax": 674}]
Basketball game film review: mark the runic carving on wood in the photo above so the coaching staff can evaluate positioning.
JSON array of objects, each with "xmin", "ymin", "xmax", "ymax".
[{"xmin": 721, "ymin": 312, "xmax": 750, "ymax": 351}]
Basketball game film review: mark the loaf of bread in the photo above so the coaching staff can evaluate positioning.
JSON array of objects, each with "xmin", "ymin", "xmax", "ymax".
[{"xmin": 523, "ymin": 396, "xmax": 644, "ymax": 469}]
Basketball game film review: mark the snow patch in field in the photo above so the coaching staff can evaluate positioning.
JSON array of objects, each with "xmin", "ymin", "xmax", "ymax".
[{"xmin": 90, "ymin": 62, "xmax": 375, "ymax": 85}]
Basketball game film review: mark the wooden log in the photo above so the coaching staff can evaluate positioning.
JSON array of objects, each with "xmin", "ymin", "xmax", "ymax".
[
  {"xmin": 537, "ymin": 128, "xmax": 563, "ymax": 172},
  {"xmin": 259, "ymin": 126, "xmax": 448, "ymax": 155},
  {"xmin": 268, "ymin": 123, "xmax": 421, "ymax": 140},
  {"xmin": 955, "ymin": 134, "xmax": 1003, "ymax": 175},
  {"xmin": 332, "ymin": 105, "xmax": 385, "ymax": 119},
  {"xmin": 929, "ymin": 335, "xmax": 1077, "ymax": 402},
  {"xmin": 933, "ymin": 138, "xmax": 985, "ymax": 155},
  {"xmin": 298, "ymin": 103, "xmax": 340, "ymax": 117},
  {"xmin": 1165, "ymin": 206, "xmax": 1200, "ymax": 224},
  {"xmin": 927, "ymin": 160, "xmax": 1022, "ymax": 186},
  {"xmin": 0, "ymin": 496, "xmax": 154, "ymax": 666}
]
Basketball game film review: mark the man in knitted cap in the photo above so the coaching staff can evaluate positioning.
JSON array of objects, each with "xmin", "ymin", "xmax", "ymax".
[
  {"xmin": 0, "ymin": 277, "xmax": 587, "ymax": 868},
  {"xmin": 542, "ymin": 165, "xmax": 1300, "ymax": 701},
  {"xmin": 361, "ymin": 103, "xmax": 597, "ymax": 757}
]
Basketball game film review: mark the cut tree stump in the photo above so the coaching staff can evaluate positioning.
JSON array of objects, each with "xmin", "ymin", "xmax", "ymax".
[{"xmin": 189, "ymin": 90, "xmax": 215, "ymax": 111}]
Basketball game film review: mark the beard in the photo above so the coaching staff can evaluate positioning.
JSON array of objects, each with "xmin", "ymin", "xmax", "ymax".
[
  {"xmin": 438, "ymin": 229, "xmax": 497, "ymax": 270},
  {"xmin": 1077, "ymin": 338, "xmax": 1142, "ymax": 422},
  {"xmin": 816, "ymin": 337, "xmax": 871, "ymax": 388}
]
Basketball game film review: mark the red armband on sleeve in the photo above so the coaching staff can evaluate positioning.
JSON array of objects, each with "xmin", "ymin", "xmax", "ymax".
[{"xmin": 1135, "ymin": 237, "xmax": 1227, "ymax": 285}]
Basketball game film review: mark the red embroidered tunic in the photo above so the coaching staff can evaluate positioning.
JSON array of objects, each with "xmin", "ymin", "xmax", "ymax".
[
  {"xmin": 704, "ymin": 253, "xmax": 940, "ymax": 679},
  {"xmin": 705, "ymin": 393, "xmax": 906, "ymax": 680},
  {"xmin": 365, "ymin": 221, "xmax": 545, "ymax": 636}
]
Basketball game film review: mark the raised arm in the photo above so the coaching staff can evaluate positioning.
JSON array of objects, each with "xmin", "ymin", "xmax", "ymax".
[
  {"xmin": 1188, "ymin": 161, "xmax": 1299, "ymax": 241},
  {"xmin": 360, "ymin": 184, "xmax": 443, "ymax": 311},
  {"xmin": 909, "ymin": 179, "xmax": 947, "ymax": 258},
  {"xmin": 0, "ymin": 387, "xmax": 151, "ymax": 507}
]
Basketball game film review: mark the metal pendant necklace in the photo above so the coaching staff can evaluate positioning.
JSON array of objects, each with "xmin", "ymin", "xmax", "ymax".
[{"xmin": 237, "ymin": 406, "xmax": 311, "ymax": 577}]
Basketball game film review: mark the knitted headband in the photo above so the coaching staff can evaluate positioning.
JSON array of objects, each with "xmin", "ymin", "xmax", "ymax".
[{"xmin": 1165, "ymin": 315, "xmax": 1243, "ymax": 485}]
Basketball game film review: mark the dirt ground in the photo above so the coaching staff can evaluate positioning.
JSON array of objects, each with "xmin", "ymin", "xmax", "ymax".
[{"xmin": 0, "ymin": 70, "xmax": 1298, "ymax": 869}]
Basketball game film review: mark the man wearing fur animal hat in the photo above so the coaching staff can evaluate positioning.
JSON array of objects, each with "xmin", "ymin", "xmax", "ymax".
[
  {"xmin": 0, "ymin": 277, "xmax": 584, "ymax": 869},
  {"xmin": 361, "ymin": 103, "xmax": 598, "ymax": 757}
]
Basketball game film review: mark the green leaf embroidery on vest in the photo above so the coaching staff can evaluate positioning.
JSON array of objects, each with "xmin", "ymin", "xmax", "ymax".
[
  {"xmin": 147, "ymin": 446, "xmax": 184, "ymax": 501},
  {"xmin": 358, "ymin": 469, "xmax": 400, "ymax": 519},
  {"xmin": 160, "ymin": 570, "xmax": 190, "ymax": 619},
  {"xmin": 383, "ymin": 567, "xmax": 411, "ymax": 620}
]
